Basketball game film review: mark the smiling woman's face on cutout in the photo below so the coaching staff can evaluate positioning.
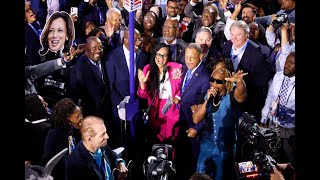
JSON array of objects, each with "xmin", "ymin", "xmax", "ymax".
[{"xmin": 48, "ymin": 17, "xmax": 67, "ymax": 52}]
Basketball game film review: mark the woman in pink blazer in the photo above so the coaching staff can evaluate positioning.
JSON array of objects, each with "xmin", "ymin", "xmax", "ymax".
[{"xmin": 137, "ymin": 43, "xmax": 183, "ymax": 144}]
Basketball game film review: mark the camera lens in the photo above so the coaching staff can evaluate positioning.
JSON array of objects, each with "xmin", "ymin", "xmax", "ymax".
[{"xmin": 271, "ymin": 14, "xmax": 288, "ymax": 29}]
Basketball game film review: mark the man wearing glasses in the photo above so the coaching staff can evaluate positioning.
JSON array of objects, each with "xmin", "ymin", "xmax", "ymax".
[
  {"xmin": 192, "ymin": 66, "xmax": 248, "ymax": 180},
  {"xmin": 155, "ymin": 18, "xmax": 188, "ymax": 64}
]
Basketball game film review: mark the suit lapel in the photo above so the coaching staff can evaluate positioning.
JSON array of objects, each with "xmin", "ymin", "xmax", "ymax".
[{"xmin": 182, "ymin": 62, "xmax": 204, "ymax": 95}]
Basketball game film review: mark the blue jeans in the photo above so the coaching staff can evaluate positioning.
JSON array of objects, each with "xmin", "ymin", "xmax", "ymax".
[{"xmin": 196, "ymin": 140, "xmax": 234, "ymax": 180}]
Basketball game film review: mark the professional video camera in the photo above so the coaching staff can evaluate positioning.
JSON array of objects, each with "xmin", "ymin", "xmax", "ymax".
[
  {"xmin": 143, "ymin": 144, "xmax": 176, "ymax": 180},
  {"xmin": 236, "ymin": 112, "xmax": 281, "ymax": 180},
  {"xmin": 271, "ymin": 13, "xmax": 288, "ymax": 29}
]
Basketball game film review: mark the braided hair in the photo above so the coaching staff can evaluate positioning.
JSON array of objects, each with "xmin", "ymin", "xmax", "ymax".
[{"xmin": 51, "ymin": 98, "xmax": 77, "ymax": 130}]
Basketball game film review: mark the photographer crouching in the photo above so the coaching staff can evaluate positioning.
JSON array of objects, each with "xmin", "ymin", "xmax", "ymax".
[{"xmin": 191, "ymin": 67, "xmax": 248, "ymax": 180}]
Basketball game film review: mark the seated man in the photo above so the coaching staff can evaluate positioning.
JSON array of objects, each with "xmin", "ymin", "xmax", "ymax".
[{"xmin": 66, "ymin": 116, "xmax": 128, "ymax": 180}]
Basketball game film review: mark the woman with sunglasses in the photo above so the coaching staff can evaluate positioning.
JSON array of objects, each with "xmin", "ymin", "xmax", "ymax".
[
  {"xmin": 191, "ymin": 67, "xmax": 248, "ymax": 180},
  {"xmin": 137, "ymin": 43, "xmax": 183, "ymax": 151}
]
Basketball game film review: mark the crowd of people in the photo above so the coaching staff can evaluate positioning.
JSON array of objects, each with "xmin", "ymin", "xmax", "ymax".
[{"xmin": 24, "ymin": 0, "xmax": 295, "ymax": 179}]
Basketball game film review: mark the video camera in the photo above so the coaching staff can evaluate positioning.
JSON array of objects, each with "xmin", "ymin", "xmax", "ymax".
[
  {"xmin": 271, "ymin": 13, "xmax": 288, "ymax": 29},
  {"xmin": 143, "ymin": 144, "xmax": 176, "ymax": 180},
  {"xmin": 236, "ymin": 112, "xmax": 281, "ymax": 179}
]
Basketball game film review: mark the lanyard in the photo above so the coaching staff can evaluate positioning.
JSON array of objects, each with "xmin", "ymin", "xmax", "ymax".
[{"xmin": 28, "ymin": 21, "xmax": 42, "ymax": 39}]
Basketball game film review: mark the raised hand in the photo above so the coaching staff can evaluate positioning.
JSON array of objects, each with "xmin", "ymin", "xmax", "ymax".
[
  {"xmin": 138, "ymin": 69, "xmax": 149, "ymax": 83},
  {"xmin": 225, "ymin": 70, "xmax": 248, "ymax": 83}
]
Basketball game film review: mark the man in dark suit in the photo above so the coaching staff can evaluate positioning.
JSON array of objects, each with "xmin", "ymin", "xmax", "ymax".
[
  {"xmin": 66, "ymin": 116, "xmax": 128, "ymax": 180},
  {"xmin": 222, "ymin": 20, "xmax": 274, "ymax": 163},
  {"xmin": 175, "ymin": 43, "xmax": 210, "ymax": 180},
  {"xmin": 105, "ymin": 28, "xmax": 149, "ymax": 168},
  {"xmin": 155, "ymin": 18, "xmax": 188, "ymax": 64},
  {"xmin": 222, "ymin": 20, "xmax": 274, "ymax": 120},
  {"xmin": 68, "ymin": 36, "xmax": 112, "ymax": 125}
]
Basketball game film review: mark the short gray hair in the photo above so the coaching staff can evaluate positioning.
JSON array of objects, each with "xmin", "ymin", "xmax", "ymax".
[
  {"xmin": 187, "ymin": 43, "xmax": 202, "ymax": 54},
  {"xmin": 230, "ymin": 20, "xmax": 250, "ymax": 35}
]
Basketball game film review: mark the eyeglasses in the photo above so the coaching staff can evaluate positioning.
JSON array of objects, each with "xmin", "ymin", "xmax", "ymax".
[
  {"xmin": 155, "ymin": 53, "xmax": 169, "ymax": 59},
  {"xmin": 209, "ymin": 77, "xmax": 226, "ymax": 84}
]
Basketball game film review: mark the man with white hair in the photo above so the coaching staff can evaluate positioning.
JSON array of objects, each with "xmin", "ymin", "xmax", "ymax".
[{"xmin": 66, "ymin": 116, "xmax": 128, "ymax": 180}]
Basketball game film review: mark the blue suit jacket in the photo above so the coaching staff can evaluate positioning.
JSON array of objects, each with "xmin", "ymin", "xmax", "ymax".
[
  {"xmin": 68, "ymin": 54, "xmax": 112, "ymax": 119},
  {"xmin": 222, "ymin": 40, "xmax": 274, "ymax": 119},
  {"xmin": 179, "ymin": 61, "xmax": 210, "ymax": 132},
  {"xmin": 105, "ymin": 47, "xmax": 149, "ymax": 119}
]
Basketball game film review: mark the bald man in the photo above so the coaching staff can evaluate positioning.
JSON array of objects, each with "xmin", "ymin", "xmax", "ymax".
[
  {"xmin": 66, "ymin": 116, "xmax": 128, "ymax": 180},
  {"xmin": 68, "ymin": 36, "xmax": 112, "ymax": 123}
]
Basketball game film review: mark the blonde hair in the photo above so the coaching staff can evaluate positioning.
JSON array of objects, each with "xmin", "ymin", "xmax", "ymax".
[{"xmin": 211, "ymin": 68, "xmax": 234, "ymax": 94}]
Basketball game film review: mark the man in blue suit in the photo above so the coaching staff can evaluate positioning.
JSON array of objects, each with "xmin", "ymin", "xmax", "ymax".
[
  {"xmin": 105, "ymin": 28, "xmax": 149, "ymax": 175},
  {"xmin": 222, "ymin": 20, "xmax": 274, "ymax": 164},
  {"xmin": 68, "ymin": 36, "xmax": 112, "ymax": 125},
  {"xmin": 175, "ymin": 43, "xmax": 210, "ymax": 179}
]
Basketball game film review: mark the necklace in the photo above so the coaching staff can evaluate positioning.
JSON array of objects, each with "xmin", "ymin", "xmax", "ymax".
[{"xmin": 212, "ymin": 100, "xmax": 221, "ymax": 107}]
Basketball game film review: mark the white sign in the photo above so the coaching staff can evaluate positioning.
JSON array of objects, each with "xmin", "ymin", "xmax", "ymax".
[{"xmin": 124, "ymin": 0, "xmax": 142, "ymax": 12}]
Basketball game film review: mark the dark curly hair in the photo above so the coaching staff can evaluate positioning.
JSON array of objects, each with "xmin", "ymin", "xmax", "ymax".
[
  {"xmin": 25, "ymin": 93, "xmax": 50, "ymax": 122},
  {"xmin": 51, "ymin": 98, "xmax": 78, "ymax": 130}
]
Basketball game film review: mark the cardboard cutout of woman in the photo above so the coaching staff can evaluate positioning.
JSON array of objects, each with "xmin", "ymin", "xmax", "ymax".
[
  {"xmin": 39, "ymin": 11, "xmax": 75, "ymax": 61},
  {"xmin": 36, "ymin": 11, "xmax": 75, "ymax": 107}
]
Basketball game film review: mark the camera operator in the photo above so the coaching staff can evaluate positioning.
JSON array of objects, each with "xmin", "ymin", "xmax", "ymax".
[
  {"xmin": 255, "ymin": 0, "xmax": 295, "ymax": 29},
  {"xmin": 266, "ymin": 18, "xmax": 295, "ymax": 72},
  {"xmin": 192, "ymin": 67, "xmax": 247, "ymax": 179},
  {"xmin": 260, "ymin": 52, "xmax": 295, "ymax": 167}
]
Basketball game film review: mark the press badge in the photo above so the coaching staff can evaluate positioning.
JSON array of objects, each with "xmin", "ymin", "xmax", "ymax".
[{"xmin": 268, "ymin": 99, "xmax": 278, "ymax": 119}]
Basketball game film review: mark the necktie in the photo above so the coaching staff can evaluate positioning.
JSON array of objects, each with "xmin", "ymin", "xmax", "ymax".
[
  {"xmin": 95, "ymin": 61, "xmax": 104, "ymax": 81},
  {"xmin": 279, "ymin": 77, "xmax": 290, "ymax": 106},
  {"xmin": 170, "ymin": 44, "xmax": 177, "ymax": 62},
  {"xmin": 182, "ymin": 69, "xmax": 192, "ymax": 93}
]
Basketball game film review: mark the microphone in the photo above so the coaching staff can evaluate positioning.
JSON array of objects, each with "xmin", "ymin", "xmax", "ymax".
[
  {"xmin": 206, "ymin": 94, "xmax": 214, "ymax": 108},
  {"xmin": 160, "ymin": 66, "xmax": 168, "ymax": 83}
]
